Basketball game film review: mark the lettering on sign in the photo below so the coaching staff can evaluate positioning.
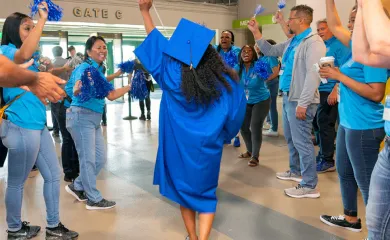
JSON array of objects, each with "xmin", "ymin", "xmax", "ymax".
[{"xmin": 73, "ymin": 7, "xmax": 123, "ymax": 19}]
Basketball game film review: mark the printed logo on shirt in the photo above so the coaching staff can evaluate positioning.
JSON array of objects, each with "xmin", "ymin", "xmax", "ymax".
[{"xmin": 345, "ymin": 58, "xmax": 355, "ymax": 67}]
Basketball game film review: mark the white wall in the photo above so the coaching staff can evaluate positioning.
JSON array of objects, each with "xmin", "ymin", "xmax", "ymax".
[{"xmin": 296, "ymin": 0, "xmax": 356, "ymax": 30}]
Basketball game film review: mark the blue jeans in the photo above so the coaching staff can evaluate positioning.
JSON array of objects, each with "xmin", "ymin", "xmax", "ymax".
[
  {"xmin": 367, "ymin": 138, "xmax": 390, "ymax": 239},
  {"xmin": 267, "ymin": 81, "xmax": 279, "ymax": 131},
  {"xmin": 0, "ymin": 120, "xmax": 60, "ymax": 231},
  {"xmin": 282, "ymin": 95, "xmax": 318, "ymax": 188},
  {"xmin": 336, "ymin": 125, "xmax": 384, "ymax": 217},
  {"xmin": 66, "ymin": 106, "xmax": 106, "ymax": 203}
]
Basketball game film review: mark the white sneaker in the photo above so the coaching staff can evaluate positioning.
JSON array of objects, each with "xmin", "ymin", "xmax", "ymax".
[
  {"xmin": 263, "ymin": 129, "xmax": 279, "ymax": 137},
  {"xmin": 263, "ymin": 122, "xmax": 271, "ymax": 130}
]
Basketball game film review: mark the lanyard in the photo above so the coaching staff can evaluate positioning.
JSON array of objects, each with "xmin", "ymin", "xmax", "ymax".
[{"xmin": 282, "ymin": 38, "xmax": 300, "ymax": 65}]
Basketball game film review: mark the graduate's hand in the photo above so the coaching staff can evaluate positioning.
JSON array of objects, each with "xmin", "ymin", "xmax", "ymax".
[
  {"xmin": 139, "ymin": 0, "xmax": 153, "ymax": 12},
  {"xmin": 296, "ymin": 106, "xmax": 307, "ymax": 120},
  {"xmin": 38, "ymin": 1, "xmax": 49, "ymax": 21}
]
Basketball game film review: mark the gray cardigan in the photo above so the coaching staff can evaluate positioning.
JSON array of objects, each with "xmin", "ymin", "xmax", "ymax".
[{"xmin": 256, "ymin": 32, "xmax": 326, "ymax": 107}]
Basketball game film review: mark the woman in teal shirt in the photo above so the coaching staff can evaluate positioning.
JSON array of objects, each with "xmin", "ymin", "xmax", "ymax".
[
  {"xmin": 235, "ymin": 45, "xmax": 270, "ymax": 167},
  {"xmin": 319, "ymin": 1, "xmax": 387, "ymax": 233},
  {"xmin": 0, "ymin": 7, "xmax": 78, "ymax": 240},
  {"xmin": 64, "ymin": 36, "xmax": 131, "ymax": 210}
]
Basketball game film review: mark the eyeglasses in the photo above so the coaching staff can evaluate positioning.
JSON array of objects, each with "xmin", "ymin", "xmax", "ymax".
[{"xmin": 288, "ymin": 17, "xmax": 301, "ymax": 21}]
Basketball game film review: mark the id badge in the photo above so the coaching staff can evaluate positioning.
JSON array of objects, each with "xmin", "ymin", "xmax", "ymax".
[
  {"xmin": 383, "ymin": 95, "xmax": 390, "ymax": 121},
  {"xmin": 279, "ymin": 64, "xmax": 285, "ymax": 76}
]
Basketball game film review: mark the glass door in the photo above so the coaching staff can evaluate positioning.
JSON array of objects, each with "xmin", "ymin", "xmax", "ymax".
[{"xmin": 98, "ymin": 33, "xmax": 124, "ymax": 102}]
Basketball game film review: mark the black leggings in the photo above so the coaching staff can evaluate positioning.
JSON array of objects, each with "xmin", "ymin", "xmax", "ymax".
[{"xmin": 240, "ymin": 98, "xmax": 270, "ymax": 159}]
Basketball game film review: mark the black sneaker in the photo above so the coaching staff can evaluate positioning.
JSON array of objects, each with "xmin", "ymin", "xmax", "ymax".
[
  {"xmin": 146, "ymin": 112, "xmax": 151, "ymax": 120},
  {"xmin": 65, "ymin": 183, "xmax": 87, "ymax": 202},
  {"xmin": 139, "ymin": 114, "xmax": 146, "ymax": 121},
  {"xmin": 46, "ymin": 222, "xmax": 78, "ymax": 240},
  {"xmin": 7, "ymin": 221, "xmax": 41, "ymax": 239},
  {"xmin": 86, "ymin": 198, "xmax": 116, "ymax": 210},
  {"xmin": 320, "ymin": 215, "xmax": 362, "ymax": 232}
]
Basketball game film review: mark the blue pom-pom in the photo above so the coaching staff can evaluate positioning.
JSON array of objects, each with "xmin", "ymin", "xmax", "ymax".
[
  {"xmin": 278, "ymin": 0, "xmax": 286, "ymax": 9},
  {"xmin": 130, "ymin": 70, "xmax": 149, "ymax": 100},
  {"xmin": 78, "ymin": 66, "xmax": 114, "ymax": 103},
  {"xmin": 254, "ymin": 4, "xmax": 266, "ymax": 16},
  {"xmin": 223, "ymin": 50, "xmax": 238, "ymax": 68},
  {"xmin": 254, "ymin": 59, "xmax": 271, "ymax": 80},
  {"xmin": 117, "ymin": 60, "xmax": 135, "ymax": 73},
  {"xmin": 30, "ymin": 0, "xmax": 63, "ymax": 21}
]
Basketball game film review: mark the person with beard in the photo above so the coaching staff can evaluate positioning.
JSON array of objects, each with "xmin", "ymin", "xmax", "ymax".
[
  {"xmin": 248, "ymin": 5, "xmax": 326, "ymax": 198},
  {"xmin": 135, "ymin": 0, "xmax": 246, "ymax": 239}
]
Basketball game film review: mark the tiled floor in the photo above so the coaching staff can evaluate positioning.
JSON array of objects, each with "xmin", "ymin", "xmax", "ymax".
[{"xmin": 0, "ymin": 91, "xmax": 366, "ymax": 239}]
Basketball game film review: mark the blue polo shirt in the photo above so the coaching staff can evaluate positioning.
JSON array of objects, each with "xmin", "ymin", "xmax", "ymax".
[
  {"xmin": 65, "ymin": 59, "xmax": 107, "ymax": 113},
  {"xmin": 263, "ymin": 56, "xmax": 280, "ymax": 87},
  {"xmin": 234, "ymin": 63, "xmax": 270, "ymax": 104},
  {"xmin": 0, "ymin": 43, "xmax": 46, "ymax": 130},
  {"xmin": 319, "ymin": 37, "xmax": 351, "ymax": 92},
  {"xmin": 280, "ymin": 28, "xmax": 312, "ymax": 92},
  {"xmin": 339, "ymin": 43, "xmax": 387, "ymax": 130}
]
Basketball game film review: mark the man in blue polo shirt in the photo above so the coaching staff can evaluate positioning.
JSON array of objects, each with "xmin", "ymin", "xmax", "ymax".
[{"xmin": 314, "ymin": 19, "xmax": 351, "ymax": 173}]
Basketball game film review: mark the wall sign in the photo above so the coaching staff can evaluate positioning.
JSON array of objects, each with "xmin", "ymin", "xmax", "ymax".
[
  {"xmin": 232, "ymin": 15, "xmax": 274, "ymax": 29},
  {"xmin": 73, "ymin": 7, "xmax": 123, "ymax": 19}
]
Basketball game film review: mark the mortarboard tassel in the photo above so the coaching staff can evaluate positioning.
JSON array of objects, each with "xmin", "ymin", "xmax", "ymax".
[
  {"xmin": 253, "ymin": 4, "xmax": 266, "ymax": 17},
  {"xmin": 152, "ymin": 4, "xmax": 169, "ymax": 37},
  {"xmin": 78, "ymin": 66, "xmax": 114, "ymax": 103},
  {"xmin": 130, "ymin": 70, "xmax": 149, "ymax": 100},
  {"xmin": 223, "ymin": 51, "xmax": 239, "ymax": 68},
  {"xmin": 30, "ymin": 0, "xmax": 63, "ymax": 21},
  {"xmin": 278, "ymin": 0, "xmax": 287, "ymax": 11},
  {"xmin": 254, "ymin": 59, "xmax": 271, "ymax": 80},
  {"xmin": 117, "ymin": 60, "xmax": 135, "ymax": 74}
]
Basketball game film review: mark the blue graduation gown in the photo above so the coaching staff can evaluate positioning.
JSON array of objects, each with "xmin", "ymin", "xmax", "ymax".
[{"xmin": 134, "ymin": 29, "xmax": 246, "ymax": 213}]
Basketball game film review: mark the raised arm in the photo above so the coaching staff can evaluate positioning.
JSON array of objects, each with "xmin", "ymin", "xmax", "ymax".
[
  {"xmin": 139, "ymin": 0, "xmax": 155, "ymax": 35},
  {"xmin": 362, "ymin": 0, "xmax": 390, "ymax": 56},
  {"xmin": 106, "ymin": 69, "xmax": 122, "ymax": 82},
  {"xmin": 14, "ymin": 2, "xmax": 48, "ymax": 64},
  {"xmin": 352, "ymin": 3, "xmax": 390, "ymax": 67},
  {"xmin": 325, "ymin": 0, "xmax": 351, "ymax": 47},
  {"xmin": 275, "ymin": 11, "xmax": 294, "ymax": 39},
  {"xmin": 248, "ymin": 18, "xmax": 289, "ymax": 57}
]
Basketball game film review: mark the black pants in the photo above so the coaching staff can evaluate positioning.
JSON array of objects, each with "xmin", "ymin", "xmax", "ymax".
[
  {"xmin": 51, "ymin": 102, "xmax": 61, "ymax": 134},
  {"xmin": 139, "ymin": 93, "xmax": 151, "ymax": 115},
  {"xmin": 240, "ymin": 98, "xmax": 270, "ymax": 159},
  {"xmin": 313, "ymin": 91, "xmax": 338, "ymax": 163},
  {"xmin": 54, "ymin": 103, "xmax": 79, "ymax": 178},
  {"xmin": 0, "ymin": 140, "xmax": 7, "ymax": 168},
  {"xmin": 102, "ymin": 104, "xmax": 107, "ymax": 124}
]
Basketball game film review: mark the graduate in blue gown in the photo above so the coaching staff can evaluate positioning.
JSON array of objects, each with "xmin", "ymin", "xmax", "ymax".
[{"xmin": 135, "ymin": 1, "xmax": 246, "ymax": 239}]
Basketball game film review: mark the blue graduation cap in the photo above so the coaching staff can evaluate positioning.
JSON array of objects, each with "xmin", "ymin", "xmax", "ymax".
[{"xmin": 163, "ymin": 18, "xmax": 215, "ymax": 69}]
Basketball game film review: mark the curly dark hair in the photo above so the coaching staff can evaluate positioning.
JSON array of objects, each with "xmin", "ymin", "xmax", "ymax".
[
  {"xmin": 237, "ymin": 45, "xmax": 258, "ymax": 77},
  {"xmin": 181, "ymin": 44, "xmax": 238, "ymax": 105}
]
